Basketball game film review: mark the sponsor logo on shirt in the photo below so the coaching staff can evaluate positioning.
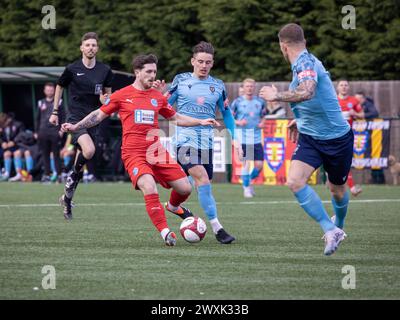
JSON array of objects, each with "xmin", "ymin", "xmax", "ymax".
[
  {"xmin": 126, "ymin": 99, "xmax": 133, "ymax": 103},
  {"xmin": 197, "ymin": 97, "xmax": 205, "ymax": 105},
  {"xmin": 134, "ymin": 110, "xmax": 155, "ymax": 124},
  {"xmin": 133, "ymin": 167, "xmax": 139, "ymax": 176}
]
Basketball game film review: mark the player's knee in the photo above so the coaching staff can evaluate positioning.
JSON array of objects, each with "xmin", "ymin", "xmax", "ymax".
[
  {"xmin": 286, "ymin": 177, "xmax": 305, "ymax": 193},
  {"xmin": 137, "ymin": 175, "xmax": 158, "ymax": 195},
  {"xmin": 82, "ymin": 147, "xmax": 95, "ymax": 160},
  {"xmin": 179, "ymin": 182, "xmax": 192, "ymax": 195},
  {"xmin": 4, "ymin": 150, "xmax": 11, "ymax": 158},
  {"xmin": 330, "ymin": 185, "xmax": 346, "ymax": 200},
  {"xmin": 13, "ymin": 150, "xmax": 22, "ymax": 157},
  {"xmin": 24, "ymin": 150, "xmax": 31, "ymax": 157}
]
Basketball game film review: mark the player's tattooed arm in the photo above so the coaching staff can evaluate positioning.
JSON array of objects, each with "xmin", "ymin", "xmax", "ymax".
[
  {"xmin": 61, "ymin": 109, "xmax": 109, "ymax": 132},
  {"xmin": 276, "ymin": 80, "xmax": 316, "ymax": 102},
  {"xmin": 260, "ymin": 80, "xmax": 316, "ymax": 102}
]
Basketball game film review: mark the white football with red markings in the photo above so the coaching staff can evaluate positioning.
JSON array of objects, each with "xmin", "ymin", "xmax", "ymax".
[{"xmin": 180, "ymin": 216, "xmax": 207, "ymax": 243}]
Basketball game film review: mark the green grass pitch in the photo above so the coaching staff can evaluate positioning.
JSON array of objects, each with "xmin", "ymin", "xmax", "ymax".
[{"xmin": 0, "ymin": 183, "xmax": 399, "ymax": 299}]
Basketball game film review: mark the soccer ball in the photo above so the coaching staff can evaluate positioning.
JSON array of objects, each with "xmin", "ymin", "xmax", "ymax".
[{"xmin": 180, "ymin": 216, "xmax": 207, "ymax": 243}]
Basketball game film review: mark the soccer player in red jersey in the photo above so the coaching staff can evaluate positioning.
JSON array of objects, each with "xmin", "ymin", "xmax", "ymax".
[
  {"xmin": 337, "ymin": 79, "xmax": 365, "ymax": 196},
  {"xmin": 61, "ymin": 54, "xmax": 219, "ymax": 246}
]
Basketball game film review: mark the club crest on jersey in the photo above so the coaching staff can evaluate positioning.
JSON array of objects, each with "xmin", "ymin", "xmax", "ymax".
[
  {"xmin": 264, "ymin": 137, "xmax": 285, "ymax": 173},
  {"xmin": 353, "ymin": 131, "xmax": 368, "ymax": 156},
  {"xmin": 133, "ymin": 167, "xmax": 139, "ymax": 176},
  {"xmin": 209, "ymin": 86, "xmax": 215, "ymax": 93},
  {"xmin": 95, "ymin": 84, "xmax": 103, "ymax": 95},
  {"xmin": 151, "ymin": 99, "xmax": 158, "ymax": 107}
]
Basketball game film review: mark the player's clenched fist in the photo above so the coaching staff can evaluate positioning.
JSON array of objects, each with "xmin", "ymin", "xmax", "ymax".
[
  {"xmin": 61, "ymin": 123, "xmax": 77, "ymax": 133},
  {"xmin": 259, "ymin": 85, "xmax": 278, "ymax": 101},
  {"xmin": 49, "ymin": 114, "xmax": 59, "ymax": 126}
]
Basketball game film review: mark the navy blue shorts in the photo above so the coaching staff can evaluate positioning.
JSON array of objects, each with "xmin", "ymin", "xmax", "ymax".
[
  {"xmin": 176, "ymin": 147, "xmax": 214, "ymax": 180},
  {"xmin": 242, "ymin": 143, "xmax": 264, "ymax": 161},
  {"xmin": 292, "ymin": 129, "xmax": 354, "ymax": 185}
]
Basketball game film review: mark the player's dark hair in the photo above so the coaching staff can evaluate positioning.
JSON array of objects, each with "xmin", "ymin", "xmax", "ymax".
[
  {"xmin": 44, "ymin": 82, "xmax": 55, "ymax": 88},
  {"xmin": 132, "ymin": 54, "xmax": 158, "ymax": 71},
  {"xmin": 355, "ymin": 91, "xmax": 365, "ymax": 96},
  {"xmin": 192, "ymin": 41, "xmax": 214, "ymax": 57},
  {"xmin": 81, "ymin": 32, "xmax": 98, "ymax": 44},
  {"xmin": 278, "ymin": 23, "xmax": 305, "ymax": 43}
]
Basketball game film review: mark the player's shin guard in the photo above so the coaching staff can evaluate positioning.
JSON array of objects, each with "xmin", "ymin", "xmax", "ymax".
[
  {"xmin": 198, "ymin": 184, "xmax": 217, "ymax": 220},
  {"xmin": 169, "ymin": 189, "xmax": 190, "ymax": 208},
  {"xmin": 294, "ymin": 185, "xmax": 335, "ymax": 233},
  {"xmin": 144, "ymin": 194, "xmax": 168, "ymax": 232},
  {"xmin": 331, "ymin": 190, "xmax": 349, "ymax": 229}
]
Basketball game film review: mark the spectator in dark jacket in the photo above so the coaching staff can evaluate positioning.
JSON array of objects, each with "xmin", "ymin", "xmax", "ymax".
[
  {"xmin": 355, "ymin": 91, "xmax": 379, "ymax": 120},
  {"xmin": 36, "ymin": 82, "xmax": 64, "ymax": 183},
  {"xmin": 355, "ymin": 91, "xmax": 385, "ymax": 184}
]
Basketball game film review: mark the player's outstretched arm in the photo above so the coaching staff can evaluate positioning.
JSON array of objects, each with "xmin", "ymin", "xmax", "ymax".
[
  {"xmin": 61, "ymin": 109, "xmax": 109, "ymax": 133},
  {"xmin": 49, "ymin": 85, "xmax": 64, "ymax": 126},
  {"xmin": 260, "ymin": 80, "xmax": 316, "ymax": 103},
  {"xmin": 170, "ymin": 113, "xmax": 220, "ymax": 127}
]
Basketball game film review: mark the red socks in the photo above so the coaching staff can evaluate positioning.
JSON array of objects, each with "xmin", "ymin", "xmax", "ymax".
[
  {"xmin": 347, "ymin": 171, "xmax": 354, "ymax": 189},
  {"xmin": 144, "ymin": 194, "xmax": 168, "ymax": 232},
  {"xmin": 168, "ymin": 189, "xmax": 190, "ymax": 207}
]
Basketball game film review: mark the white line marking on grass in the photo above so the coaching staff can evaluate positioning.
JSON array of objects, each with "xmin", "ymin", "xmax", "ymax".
[{"xmin": 1, "ymin": 199, "xmax": 400, "ymax": 208}]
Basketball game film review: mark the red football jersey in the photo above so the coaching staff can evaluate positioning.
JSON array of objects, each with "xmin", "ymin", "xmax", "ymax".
[
  {"xmin": 337, "ymin": 95, "xmax": 362, "ymax": 125},
  {"xmin": 100, "ymin": 85, "xmax": 176, "ymax": 151}
]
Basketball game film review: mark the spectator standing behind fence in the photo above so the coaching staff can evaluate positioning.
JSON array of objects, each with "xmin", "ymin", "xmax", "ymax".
[
  {"xmin": 355, "ymin": 91, "xmax": 379, "ymax": 120},
  {"xmin": 337, "ymin": 80, "xmax": 364, "ymax": 196},
  {"xmin": 36, "ymin": 82, "xmax": 64, "ymax": 183},
  {"xmin": 355, "ymin": 91, "xmax": 385, "ymax": 184}
]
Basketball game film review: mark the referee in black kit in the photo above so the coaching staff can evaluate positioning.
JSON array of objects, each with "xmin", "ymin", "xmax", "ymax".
[{"xmin": 49, "ymin": 32, "xmax": 113, "ymax": 220}]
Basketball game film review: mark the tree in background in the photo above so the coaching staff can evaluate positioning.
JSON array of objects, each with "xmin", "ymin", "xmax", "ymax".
[{"xmin": 0, "ymin": 0, "xmax": 399, "ymax": 81}]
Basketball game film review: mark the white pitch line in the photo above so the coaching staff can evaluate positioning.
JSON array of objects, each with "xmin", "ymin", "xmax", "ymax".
[{"xmin": 1, "ymin": 199, "xmax": 400, "ymax": 208}]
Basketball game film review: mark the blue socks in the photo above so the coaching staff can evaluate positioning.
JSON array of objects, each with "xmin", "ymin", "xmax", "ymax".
[
  {"xmin": 331, "ymin": 191, "xmax": 349, "ymax": 229},
  {"xmin": 64, "ymin": 156, "xmax": 71, "ymax": 167},
  {"xmin": 4, "ymin": 158, "xmax": 12, "ymax": 175},
  {"xmin": 197, "ymin": 184, "xmax": 217, "ymax": 220},
  {"xmin": 241, "ymin": 169, "xmax": 250, "ymax": 187},
  {"xmin": 14, "ymin": 157, "xmax": 22, "ymax": 171},
  {"xmin": 50, "ymin": 157, "xmax": 56, "ymax": 173},
  {"xmin": 250, "ymin": 168, "xmax": 261, "ymax": 180},
  {"xmin": 294, "ymin": 185, "xmax": 335, "ymax": 233},
  {"xmin": 25, "ymin": 156, "xmax": 34, "ymax": 172},
  {"xmin": 242, "ymin": 167, "xmax": 261, "ymax": 187}
]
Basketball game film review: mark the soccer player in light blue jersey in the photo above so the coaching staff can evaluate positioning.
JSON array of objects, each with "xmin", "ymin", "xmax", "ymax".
[
  {"xmin": 260, "ymin": 24, "xmax": 353, "ymax": 256},
  {"xmin": 166, "ymin": 41, "xmax": 242, "ymax": 244},
  {"xmin": 230, "ymin": 78, "xmax": 266, "ymax": 198}
]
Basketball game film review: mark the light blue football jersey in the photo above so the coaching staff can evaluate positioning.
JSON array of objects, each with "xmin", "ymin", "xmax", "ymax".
[
  {"xmin": 289, "ymin": 49, "xmax": 350, "ymax": 140},
  {"xmin": 230, "ymin": 96, "xmax": 265, "ymax": 144},
  {"xmin": 168, "ymin": 72, "xmax": 227, "ymax": 149}
]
